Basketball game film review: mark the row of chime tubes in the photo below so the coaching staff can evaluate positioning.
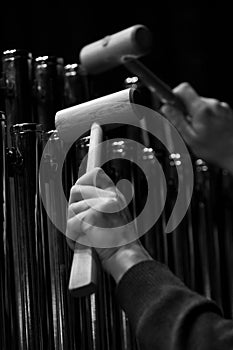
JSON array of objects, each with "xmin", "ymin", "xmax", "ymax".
[
  {"xmin": 0, "ymin": 49, "xmax": 141, "ymax": 350},
  {"xmin": 0, "ymin": 116, "xmax": 142, "ymax": 350},
  {"xmin": 0, "ymin": 49, "xmax": 91, "ymax": 139},
  {"xmin": 2, "ymin": 116, "xmax": 233, "ymax": 350},
  {"xmin": 1, "ymin": 48, "xmax": 233, "ymax": 350}
]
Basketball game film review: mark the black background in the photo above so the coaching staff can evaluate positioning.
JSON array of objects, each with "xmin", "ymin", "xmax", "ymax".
[{"xmin": 1, "ymin": 1, "xmax": 233, "ymax": 105}]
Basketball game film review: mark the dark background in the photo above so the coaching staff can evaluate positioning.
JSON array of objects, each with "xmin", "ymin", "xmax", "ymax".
[{"xmin": 1, "ymin": 1, "xmax": 233, "ymax": 105}]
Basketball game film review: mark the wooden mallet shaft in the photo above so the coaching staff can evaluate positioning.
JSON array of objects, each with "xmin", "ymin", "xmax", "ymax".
[{"xmin": 68, "ymin": 122, "xmax": 102, "ymax": 297}]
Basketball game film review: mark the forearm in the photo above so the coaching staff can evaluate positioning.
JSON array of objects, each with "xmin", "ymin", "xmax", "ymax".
[{"xmin": 116, "ymin": 260, "xmax": 233, "ymax": 350}]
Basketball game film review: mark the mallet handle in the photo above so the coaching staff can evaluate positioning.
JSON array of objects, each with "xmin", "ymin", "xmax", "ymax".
[
  {"xmin": 68, "ymin": 122, "xmax": 103, "ymax": 297},
  {"xmin": 122, "ymin": 57, "xmax": 188, "ymax": 115}
]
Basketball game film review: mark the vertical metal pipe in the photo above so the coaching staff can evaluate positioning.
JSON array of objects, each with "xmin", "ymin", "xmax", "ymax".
[
  {"xmin": 39, "ymin": 130, "xmax": 81, "ymax": 349},
  {"xmin": 1, "ymin": 49, "xmax": 33, "ymax": 144},
  {"xmin": 32, "ymin": 56, "xmax": 64, "ymax": 131},
  {"xmin": 104, "ymin": 138, "xmax": 140, "ymax": 350},
  {"xmin": 64, "ymin": 63, "xmax": 90, "ymax": 107},
  {"xmin": 215, "ymin": 169, "xmax": 233, "ymax": 318},
  {"xmin": 138, "ymin": 146, "xmax": 168, "ymax": 264},
  {"xmin": 9, "ymin": 123, "xmax": 45, "ymax": 350},
  {"xmin": 191, "ymin": 159, "xmax": 222, "ymax": 307},
  {"xmin": 0, "ymin": 112, "xmax": 10, "ymax": 350}
]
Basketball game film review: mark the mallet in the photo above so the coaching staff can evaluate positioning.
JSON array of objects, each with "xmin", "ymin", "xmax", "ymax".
[
  {"xmin": 55, "ymin": 87, "xmax": 143, "ymax": 297},
  {"xmin": 79, "ymin": 24, "xmax": 187, "ymax": 115}
]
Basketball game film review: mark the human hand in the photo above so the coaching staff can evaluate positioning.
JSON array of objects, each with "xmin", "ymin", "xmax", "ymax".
[
  {"xmin": 161, "ymin": 82, "xmax": 233, "ymax": 172},
  {"xmin": 66, "ymin": 167, "xmax": 152, "ymax": 283}
]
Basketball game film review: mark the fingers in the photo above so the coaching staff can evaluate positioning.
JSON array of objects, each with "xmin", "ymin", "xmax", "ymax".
[
  {"xmin": 66, "ymin": 209, "xmax": 87, "ymax": 242},
  {"xmin": 69, "ymin": 184, "xmax": 116, "ymax": 205},
  {"xmin": 66, "ymin": 196, "xmax": 129, "ymax": 246},
  {"xmin": 76, "ymin": 167, "xmax": 115, "ymax": 190},
  {"xmin": 200, "ymin": 97, "xmax": 233, "ymax": 119},
  {"xmin": 173, "ymin": 82, "xmax": 202, "ymax": 116},
  {"xmin": 68, "ymin": 198, "xmax": 98, "ymax": 219},
  {"xmin": 173, "ymin": 82, "xmax": 232, "ymax": 120},
  {"xmin": 161, "ymin": 82, "xmax": 233, "ymax": 146}
]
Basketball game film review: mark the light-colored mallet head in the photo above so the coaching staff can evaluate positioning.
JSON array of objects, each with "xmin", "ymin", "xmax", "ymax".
[{"xmin": 79, "ymin": 24, "xmax": 153, "ymax": 75}]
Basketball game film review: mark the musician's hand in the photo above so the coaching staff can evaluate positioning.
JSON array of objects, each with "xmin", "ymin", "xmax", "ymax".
[
  {"xmin": 161, "ymin": 82, "xmax": 233, "ymax": 173},
  {"xmin": 66, "ymin": 167, "xmax": 152, "ymax": 283}
]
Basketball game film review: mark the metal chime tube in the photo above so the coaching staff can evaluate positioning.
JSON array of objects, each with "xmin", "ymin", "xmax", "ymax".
[
  {"xmin": 1, "ymin": 41, "xmax": 233, "ymax": 350},
  {"xmin": 104, "ymin": 138, "xmax": 143, "ymax": 350},
  {"xmin": 0, "ymin": 112, "xmax": 9, "ymax": 350},
  {"xmin": 64, "ymin": 63, "xmax": 90, "ymax": 107},
  {"xmin": 39, "ymin": 130, "xmax": 85, "ymax": 350},
  {"xmin": 9, "ymin": 123, "xmax": 45, "ymax": 350},
  {"xmin": 215, "ymin": 168, "xmax": 233, "ymax": 318},
  {"xmin": 191, "ymin": 160, "xmax": 222, "ymax": 307},
  {"xmin": 1, "ymin": 49, "xmax": 35, "ymax": 350},
  {"xmin": 137, "ymin": 145, "xmax": 168, "ymax": 264},
  {"xmin": 1, "ymin": 49, "xmax": 33, "ymax": 143},
  {"xmin": 32, "ymin": 55, "xmax": 64, "ymax": 131}
]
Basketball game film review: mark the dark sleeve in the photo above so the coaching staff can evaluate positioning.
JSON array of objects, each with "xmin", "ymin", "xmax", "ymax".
[{"xmin": 116, "ymin": 260, "xmax": 233, "ymax": 350}]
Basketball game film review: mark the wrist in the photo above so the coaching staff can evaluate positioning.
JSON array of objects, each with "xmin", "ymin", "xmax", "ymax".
[{"xmin": 103, "ymin": 242, "xmax": 153, "ymax": 284}]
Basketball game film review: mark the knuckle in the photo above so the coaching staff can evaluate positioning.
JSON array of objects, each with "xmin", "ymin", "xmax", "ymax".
[
  {"xmin": 107, "ymin": 196, "xmax": 118, "ymax": 205},
  {"xmin": 70, "ymin": 185, "xmax": 76, "ymax": 196},
  {"xmin": 211, "ymin": 99, "xmax": 223, "ymax": 109},
  {"xmin": 220, "ymin": 101, "xmax": 230, "ymax": 109},
  {"xmin": 218, "ymin": 101, "xmax": 231, "ymax": 114},
  {"xmin": 97, "ymin": 196, "xmax": 119, "ymax": 213},
  {"xmin": 68, "ymin": 202, "xmax": 78, "ymax": 215},
  {"xmin": 70, "ymin": 184, "xmax": 80, "ymax": 196},
  {"xmin": 180, "ymin": 82, "xmax": 191, "ymax": 90},
  {"xmin": 174, "ymin": 82, "xmax": 191, "ymax": 94},
  {"xmin": 95, "ymin": 166, "xmax": 102, "ymax": 173},
  {"xmin": 200, "ymin": 98, "xmax": 231, "ymax": 117},
  {"xmin": 99, "ymin": 197, "xmax": 116, "ymax": 209}
]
